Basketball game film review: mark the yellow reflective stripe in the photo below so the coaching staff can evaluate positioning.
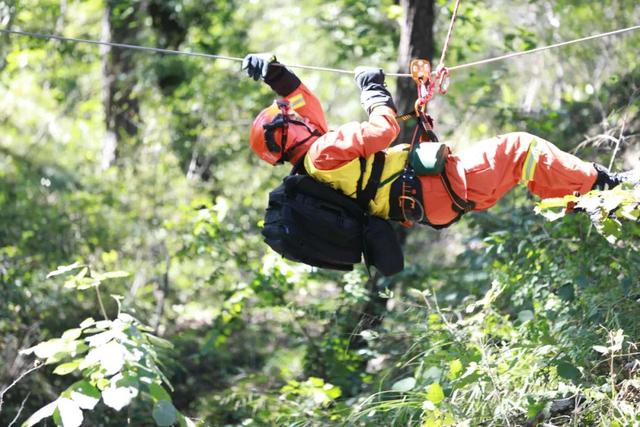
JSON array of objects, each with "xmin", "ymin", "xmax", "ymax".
[
  {"xmin": 288, "ymin": 93, "xmax": 306, "ymax": 110},
  {"xmin": 521, "ymin": 138, "xmax": 539, "ymax": 183}
]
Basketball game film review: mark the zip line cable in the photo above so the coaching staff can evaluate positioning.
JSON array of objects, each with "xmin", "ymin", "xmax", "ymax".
[
  {"xmin": 0, "ymin": 24, "xmax": 639, "ymax": 77},
  {"xmin": 447, "ymin": 24, "xmax": 640, "ymax": 72}
]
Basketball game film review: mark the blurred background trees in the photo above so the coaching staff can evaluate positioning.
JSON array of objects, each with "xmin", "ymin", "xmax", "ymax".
[{"xmin": 1, "ymin": 0, "xmax": 639, "ymax": 425}]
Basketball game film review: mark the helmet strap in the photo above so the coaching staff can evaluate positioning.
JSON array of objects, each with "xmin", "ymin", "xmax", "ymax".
[{"xmin": 262, "ymin": 99, "xmax": 323, "ymax": 164}]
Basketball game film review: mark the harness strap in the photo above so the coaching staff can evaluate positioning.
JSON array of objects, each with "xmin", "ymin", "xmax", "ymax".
[
  {"xmin": 390, "ymin": 118, "xmax": 475, "ymax": 228},
  {"xmin": 440, "ymin": 172, "xmax": 475, "ymax": 214},
  {"xmin": 356, "ymin": 152, "xmax": 385, "ymax": 211}
]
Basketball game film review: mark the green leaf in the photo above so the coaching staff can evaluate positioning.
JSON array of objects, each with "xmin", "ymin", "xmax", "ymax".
[
  {"xmin": 149, "ymin": 383, "xmax": 172, "ymax": 402},
  {"xmin": 426, "ymin": 383, "xmax": 445, "ymax": 404},
  {"xmin": 102, "ymin": 385, "xmax": 137, "ymax": 411},
  {"xmin": 96, "ymin": 378, "xmax": 110, "ymax": 391},
  {"xmin": 178, "ymin": 414, "xmax": 198, "ymax": 427},
  {"xmin": 144, "ymin": 333, "xmax": 174, "ymax": 350},
  {"xmin": 555, "ymin": 361, "xmax": 580, "ymax": 380},
  {"xmin": 56, "ymin": 398, "xmax": 83, "ymax": 427},
  {"xmin": 98, "ymin": 341, "xmax": 127, "ymax": 375},
  {"xmin": 75, "ymin": 277, "xmax": 101, "ymax": 290},
  {"xmin": 22, "ymin": 338, "xmax": 84, "ymax": 365},
  {"xmin": 378, "ymin": 288, "xmax": 394, "ymax": 299},
  {"xmin": 53, "ymin": 360, "xmax": 81, "ymax": 375},
  {"xmin": 79, "ymin": 318, "xmax": 96, "ymax": 329},
  {"xmin": 67, "ymin": 381, "xmax": 101, "ymax": 410},
  {"xmin": 308, "ymin": 377, "xmax": 324, "ymax": 387},
  {"xmin": 93, "ymin": 271, "xmax": 130, "ymax": 280},
  {"xmin": 391, "ymin": 377, "xmax": 416, "ymax": 393},
  {"xmin": 21, "ymin": 339, "xmax": 64, "ymax": 359},
  {"xmin": 47, "ymin": 262, "xmax": 83, "ymax": 278},
  {"xmin": 152, "ymin": 400, "xmax": 178, "ymax": 426},
  {"xmin": 557, "ymin": 283, "xmax": 575, "ymax": 301},
  {"xmin": 22, "ymin": 400, "xmax": 58, "ymax": 427},
  {"xmin": 448, "ymin": 359, "xmax": 463, "ymax": 380},
  {"xmin": 593, "ymin": 345, "xmax": 609, "ymax": 355},
  {"xmin": 517, "ymin": 310, "xmax": 534, "ymax": 323},
  {"xmin": 62, "ymin": 328, "xmax": 83, "ymax": 340},
  {"xmin": 527, "ymin": 398, "xmax": 547, "ymax": 418}
]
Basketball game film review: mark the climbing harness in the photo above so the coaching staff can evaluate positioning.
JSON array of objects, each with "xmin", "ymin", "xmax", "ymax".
[{"xmin": 389, "ymin": 58, "xmax": 475, "ymax": 228}]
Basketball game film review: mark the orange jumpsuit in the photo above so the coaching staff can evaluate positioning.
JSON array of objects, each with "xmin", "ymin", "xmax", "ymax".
[{"xmin": 282, "ymin": 84, "xmax": 598, "ymax": 227}]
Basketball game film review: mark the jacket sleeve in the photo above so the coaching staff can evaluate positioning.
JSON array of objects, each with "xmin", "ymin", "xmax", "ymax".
[
  {"xmin": 282, "ymin": 83, "xmax": 329, "ymax": 134},
  {"xmin": 307, "ymin": 106, "xmax": 400, "ymax": 170},
  {"xmin": 264, "ymin": 66, "xmax": 328, "ymax": 134}
]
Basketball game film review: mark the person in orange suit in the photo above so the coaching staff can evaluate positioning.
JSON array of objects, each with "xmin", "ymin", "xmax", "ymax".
[{"xmin": 243, "ymin": 54, "xmax": 634, "ymax": 228}]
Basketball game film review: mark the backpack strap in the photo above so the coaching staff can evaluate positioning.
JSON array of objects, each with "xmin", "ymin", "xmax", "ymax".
[
  {"xmin": 290, "ymin": 154, "xmax": 308, "ymax": 176},
  {"xmin": 356, "ymin": 151, "xmax": 385, "ymax": 212}
]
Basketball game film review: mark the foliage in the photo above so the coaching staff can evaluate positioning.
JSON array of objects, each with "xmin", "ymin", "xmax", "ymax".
[
  {"xmin": 537, "ymin": 184, "xmax": 640, "ymax": 247},
  {"xmin": 19, "ymin": 264, "xmax": 195, "ymax": 427}
]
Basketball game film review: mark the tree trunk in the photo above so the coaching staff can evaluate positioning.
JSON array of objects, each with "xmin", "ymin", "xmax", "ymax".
[
  {"xmin": 101, "ymin": 1, "xmax": 143, "ymax": 169},
  {"xmin": 395, "ymin": 0, "xmax": 436, "ymax": 143},
  {"xmin": 0, "ymin": 1, "xmax": 19, "ymax": 72},
  {"xmin": 304, "ymin": 0, "xmax": 437, "ymax": 396}
]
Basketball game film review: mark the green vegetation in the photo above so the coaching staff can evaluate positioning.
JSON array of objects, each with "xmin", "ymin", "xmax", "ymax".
[{"xmin": 1, "ymin": 1, "xmax": 639, "ymax": 426}]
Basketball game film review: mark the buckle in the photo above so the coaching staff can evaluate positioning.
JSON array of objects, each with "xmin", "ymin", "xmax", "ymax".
[{"xmin": 398, "ymin": 178, "xmax": 424, "ymax": 224}]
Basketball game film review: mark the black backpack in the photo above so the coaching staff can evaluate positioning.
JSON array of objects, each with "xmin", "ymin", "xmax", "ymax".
[{"xmin": 262, "ymin": 152, "xmax": 404, "ymax": 276}]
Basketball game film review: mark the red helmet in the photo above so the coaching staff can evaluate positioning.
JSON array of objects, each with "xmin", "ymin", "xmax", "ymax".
[{"xmin": 249, "ymin": 100, "xmax": 320, "ymax": 165}]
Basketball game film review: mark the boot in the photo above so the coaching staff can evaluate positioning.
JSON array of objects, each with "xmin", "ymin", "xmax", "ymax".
[{"xmin": 591, "ymin": 163, "xmax": 640, "ymax": 190}]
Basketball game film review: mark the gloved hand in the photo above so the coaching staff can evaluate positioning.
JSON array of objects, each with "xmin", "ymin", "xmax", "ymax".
[
  {"xmin": 354, "ymin": 66, "xmax": 396, "ymax": 115},
  {"xmin": 242, "ymin": 53, "xmax": 277, "ymax": 81},
  {"xmin": 354, "ymin": 66, "xmax": 386, "ymax": 90},
  {"xmin": 242, "ymin": 53, "xmax": 301, "ymax": 97}
]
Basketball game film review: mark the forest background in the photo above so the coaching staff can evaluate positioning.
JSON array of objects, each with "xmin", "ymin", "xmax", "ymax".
[{"xmin": 1, "ymin": 0, "xmax": 640, "ymax": 426}]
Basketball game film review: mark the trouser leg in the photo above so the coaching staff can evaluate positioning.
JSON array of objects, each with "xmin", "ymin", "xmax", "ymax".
[{"xmin": 458, "ymin": 132, "xmax": 598, "ymax": 211}]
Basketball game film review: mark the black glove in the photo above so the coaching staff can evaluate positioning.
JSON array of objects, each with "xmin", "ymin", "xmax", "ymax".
[
  {"xmin": 242, "ymin": 53, "xmax": 276, "ymax": 81},
  {"xmin": 242, "ymin": 53, "xmax": 301, "ymax": 97},
  {"xmin": 354, "ymin": 66, "xmax": 396, "ymax": 115}
]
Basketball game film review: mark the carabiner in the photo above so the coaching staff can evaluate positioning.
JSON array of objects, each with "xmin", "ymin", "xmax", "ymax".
[{"xmin": 435, "ymin": 65, "xmax": 450, "ymax": 95}]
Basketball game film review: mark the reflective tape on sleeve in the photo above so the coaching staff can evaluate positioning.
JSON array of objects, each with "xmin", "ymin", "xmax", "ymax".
[
  {"xmin": 288, "ymin": 93, "xmax": 306, "ymax": 110},
  {"xmin": 521, "ymin": 138, "xmax": 539, "ymax": 183}
]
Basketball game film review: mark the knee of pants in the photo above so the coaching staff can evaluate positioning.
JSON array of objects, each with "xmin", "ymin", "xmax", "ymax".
[{"xmin": 500, "ymin": 132, "xmax": 538, "ymax": 152}]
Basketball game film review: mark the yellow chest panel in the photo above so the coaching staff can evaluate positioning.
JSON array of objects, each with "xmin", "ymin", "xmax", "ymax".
[{"xmin": 304, "ymin": 145, "xmax": 409, "ymax": 218}]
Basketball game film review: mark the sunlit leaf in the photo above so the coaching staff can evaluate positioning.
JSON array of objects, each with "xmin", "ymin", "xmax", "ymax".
[
  {"xmin": 102, "ymin": 385, "xmax": 137, "ymax": 411},
  {"xmin": 148, "ymin": 383, "xmax": 171, "ymax": 402},
  {"xmin": 593, "ymin": 345, "xmax": 609, "ymax": 355},
  {"xmin": 46, "ymin": 262, "xmax": 83, "ymax": 278},
  {"xmin": 53, "ymin": 360, "xmax": 81, "ymax": 376},
  {"xmin": 93, "ymin": 271, "xmax": 130, "ymax": 281},
  {"xmin": 67, "ymin": 381, "xmax": 100, "ymax": 410},
  {"xmin": 391, "ymin": 377, "xmax": 416, "ymax": 392},
  {"xmin": 448, "ymin": 359, "xmax": 463, "ymax": 380},
  {"xmin": 22, "ymin": 400, "xmax": 58, "ymax": 427},
  {"xmin": 56, "ymin": 397, "xmax": 83, "ymax": 427},
  {"xmin": 426, "ymin": 383, "xmax": 445, "ymax": 404}
]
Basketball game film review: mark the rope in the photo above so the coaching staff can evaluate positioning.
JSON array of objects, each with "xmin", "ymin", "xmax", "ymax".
[
  {"xmin": 438, "ymin": 0, "xmax": 462, "ymax": 67},
  {"xmin": 447, "ymin": 24, "xmax": 640, "ymax": 72},
  {"xmin": 0, "ymin": 28, "xmax": 245, "ymax": 62},
  {"xmin": 1, "ymin": 24, "xmax": 639, "ymax": 77},
  {"xmin": 607, "ymin": 117, "xmax": 628, "ymax": 172}
]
